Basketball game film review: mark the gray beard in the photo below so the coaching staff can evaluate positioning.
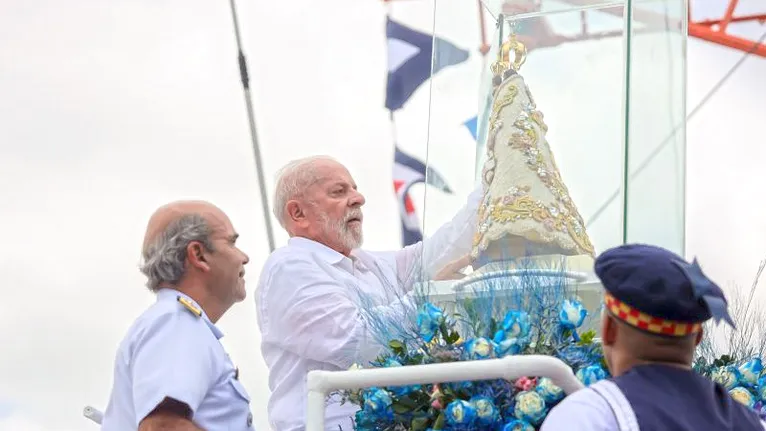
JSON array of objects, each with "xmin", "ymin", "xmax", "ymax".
[{"xmin": 321, "ymin": 212, "xmax": 363, "ymax": 251}]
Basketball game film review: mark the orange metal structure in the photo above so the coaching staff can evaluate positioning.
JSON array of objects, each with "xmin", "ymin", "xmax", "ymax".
[
  {"xmin": 384, "ymin": 0, "xmax": 766, "ymax": 57},
  {"xmin": 689, "ymin": 0, "xmax": 766, "ymax": 57}
]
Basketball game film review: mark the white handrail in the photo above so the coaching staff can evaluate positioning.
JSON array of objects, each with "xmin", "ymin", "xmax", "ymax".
[
  {"xmin": 83, "ymin": 405, "xmax": 103, "ymax": 425},
  {"xmin": 305, "ymin": 354, "xmax": 583, "ymax": 431}
]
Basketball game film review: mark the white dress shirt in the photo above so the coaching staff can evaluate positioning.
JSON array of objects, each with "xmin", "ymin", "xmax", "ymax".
[{"xmin": 255, "ymin": 188, "xmax": 483, "ymax": 431}]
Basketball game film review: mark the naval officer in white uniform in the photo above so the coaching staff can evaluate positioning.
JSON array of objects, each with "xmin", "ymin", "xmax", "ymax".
[{"xmin": 101, "ymin": 200, "xmax": 255, "ymax": 431}]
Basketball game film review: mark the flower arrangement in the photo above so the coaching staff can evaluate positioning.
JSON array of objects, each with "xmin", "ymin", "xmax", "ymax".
[
  {"xmin": 338, "ymin": 269, "xmax": 609, "ymax": 431},
  {"xmin": 693, "ymin": 259, "xmax": 766, "ymax": 421},
  {"xmin": 335, "ymin": 257, "xmax": 766, "ymax": 430}
]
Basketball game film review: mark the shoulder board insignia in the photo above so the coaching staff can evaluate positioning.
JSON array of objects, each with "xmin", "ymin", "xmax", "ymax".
[{"xmin": 177, "ymin": 296, "xmax": 202, "ymax": 317}]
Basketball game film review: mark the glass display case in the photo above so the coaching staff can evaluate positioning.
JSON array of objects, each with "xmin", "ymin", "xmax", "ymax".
[{"xmin": 417, "ymin": 0, "xmax": 687, "ymax": 323}]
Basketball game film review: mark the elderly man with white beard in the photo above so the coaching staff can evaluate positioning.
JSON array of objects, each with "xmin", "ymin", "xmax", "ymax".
[{"xmin": 255, "ymin": 155, "xmax": 482, "ymax": 431}]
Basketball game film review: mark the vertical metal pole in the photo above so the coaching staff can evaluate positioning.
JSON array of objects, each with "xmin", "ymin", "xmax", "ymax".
[
  {"xmin": 680, "ymin": 0, "xmax": 689, "ymax": 256},
  {"xmin": 619, "ymin": 0, "xmax": 633, "ymax": 244},
  {"xmin": 228, "ymin": 0, "xmax": 276, "ymax": 252}
]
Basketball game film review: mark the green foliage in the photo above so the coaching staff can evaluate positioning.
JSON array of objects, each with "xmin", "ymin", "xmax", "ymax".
[
  {"xmin": 578, "ymin": 330, "xmax": 596, "ymax": 346},
  {"xmin": 713, "ymin": 354, "xmax": 735, "ymax": 368},
  {"xmin": 389, "ymin": 340, "xmax": 405, "ymax": 357}
]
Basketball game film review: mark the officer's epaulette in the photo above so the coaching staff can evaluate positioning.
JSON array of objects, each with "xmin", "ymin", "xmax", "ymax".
[{"xmin": 177, "ymin": 296, "xmax": 202, "ymax": 317}]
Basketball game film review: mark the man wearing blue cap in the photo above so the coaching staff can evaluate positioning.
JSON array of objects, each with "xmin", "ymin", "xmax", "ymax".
[{"xmin": 541, "ymin": 243, "xmax": 765, "ymax": 430}]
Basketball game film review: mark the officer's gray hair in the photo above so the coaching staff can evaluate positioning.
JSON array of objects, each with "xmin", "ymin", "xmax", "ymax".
[
  {"xmin": 140, "ymin": 214, "xmax": 214, "ymax": 292},
  {"xmin": 272, "ymin": 155, "xmax": 337, "ymax": 229}
]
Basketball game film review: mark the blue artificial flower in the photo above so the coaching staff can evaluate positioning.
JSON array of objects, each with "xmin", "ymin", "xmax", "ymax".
[
  {"xmin": 444, "ymin": 380, "xmax": 473, "ymax": 392},
  {"xmin": 470, "ymin": 396, "xmax": 500, "ymax": 426},
  {"xmin": 758, "ymin": 375, "xmax": 766, "ymax": 401},
  {"xmin": 557, "ymin": 344, "xmax": 594, "ymax": 367},
  {"xmin": 493, "ymin": 334, "xmax": 527, "ymax": 356},
  {"xmin": 466, "ymin": 337, "xmax": 493, "ymax": 360},
  {"xmin": 739, "ymin": 358, "xmax": 763, "ymax": 387},
  {"xmin": 417, "ymin": 303, "xmax": 444, "ymax": 343},
  {"xmin": 559, "ymin": 299, "xmax": 587, "ymax": 330},
  {"xmin": 354, "ymin": 409, "xmax": 376, "ymax": 431},
  {"xmin": 493, "ymin": 311, "xmax": 532, "ymax": 357},
  {"xmin": 362, "ymin": 387, "xmax": 393, "ymax": 420},
  {"xmin": 730, "ymin": 387, "xmax": 756, "ymax": 408},
  {"xmin": 576, "ymin": 365, "xmax": 607, "ymax": 386},
  {"xmin": 513, "ymin": 391, "xmax": 548, "ymax": 425},
  {"xmin": 445, "ymin": 399, "xmax": 477, "ymax": 426},
  {"xmin": 535, "ymin": 377, "xmax": 564, "ymax": 404},
  {"xmin": 502, "ymin": 310, "xmax": 532, "ymax": 338},
  {"xmin": 711, "ymin": 366, "xmax": 741, "ymax": 390},
  {"xmin": 502, "ymin": 419, "xmax": 535, "ymax": 431}
]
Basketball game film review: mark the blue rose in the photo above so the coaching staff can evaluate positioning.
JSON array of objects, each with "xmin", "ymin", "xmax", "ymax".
[
  {"xmin": 730, "ymin": 387, "xmax": 756, "ymax": 408},
  {"xmin": 445, "ymin": 399, "xmax": 477, "ymax": 426},
  {"xmin": 466, "ymin": 337, "xmax": 493, "ymax": 359},
  {"xmin": 502, "ymin": 419, "xmax": 535, "ymax": 431},
  {"xmin": 354, "ymin": 409, "xmax": 376, "ymax": 430},
  {"xmin": 513, "ymin": 391, "xmax": 547, "ymax": 425},
  {"xmin": 739, "ymin": 358, "xmax": 763, "ymax": 387},
  {"xmin": 712, "ymin": 366, "xmax": 741, "ymax": 390},
  {"xmin": 536, "ymin": 377, "xmax": 564, "ymax": 404},
  {"xmin": 417, "ymin": 303, "xmax": 444, "ymax": 343},
  {"xmin": 470, "ymin": 396, "xmax": 500, "ymax": 426},
  {"xmin": 362, "ymin": 387, "xmax": 393, "ymax": 419},
  {"xmin": 758, "ymin": 376, "xmax": 766, "ymax": 401},
  {"xmin": 493, "ymin": 333, "xmax": 528, "ymax": 356},
  {"xmin": 445, "ymin": 380, "xmax": 473, "ymax": 392},
  {"xmin": 576, "ymin": 365, "xmax": 607, "ymax": 386},
  {"xmin": 502, "ymin": 310, "xmax": 532, "ymax": 338},
  {"xmin": 492, "ymin": 311, "xmax": 531, "ymax": 357},
  {"xmin": 560, "ymin": 299, "xmax": 587, "ymax": 330}
]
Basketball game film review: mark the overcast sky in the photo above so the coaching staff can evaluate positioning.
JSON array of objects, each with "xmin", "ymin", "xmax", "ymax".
[{"xmin": 1, "ymin": 1, "xmax": 765, "ymax": 430}]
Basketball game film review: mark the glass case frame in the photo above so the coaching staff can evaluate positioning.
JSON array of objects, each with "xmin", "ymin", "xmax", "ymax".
[{"xmin": 419, "ymin": 0, "xmax": 687, "ymax": 272}]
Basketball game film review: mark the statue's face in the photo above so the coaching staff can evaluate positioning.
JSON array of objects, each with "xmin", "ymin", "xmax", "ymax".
[{"xmin": 303, "ymin": 161, "xmax": 365, "ymax": 255}]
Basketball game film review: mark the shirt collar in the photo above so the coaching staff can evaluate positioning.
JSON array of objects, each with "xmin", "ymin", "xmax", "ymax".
[
  {"xmin": 288, "ymin": 236, "xmax": 359, "ymax": 273},
  {"xmin": 156, "ymin": 288, "xmax": 224, "ymax": 339},
  {"xmin": 288, "ymin": 237, "xmax": 349, "ymax": 264}
]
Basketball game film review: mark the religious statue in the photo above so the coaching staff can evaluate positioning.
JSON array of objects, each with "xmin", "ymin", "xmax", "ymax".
[{"xmin": 470, "ymin": 33, "xmax": 595, "ymax": 271}]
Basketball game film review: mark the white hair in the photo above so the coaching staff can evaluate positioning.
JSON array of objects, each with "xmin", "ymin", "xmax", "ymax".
[
  {"xmin": 140, "ymin": 214, "xmax": 214, "ymax": 292},
  {"xmin": 272, "ymin": 155, "xmax": 338, "ymax": 229}
]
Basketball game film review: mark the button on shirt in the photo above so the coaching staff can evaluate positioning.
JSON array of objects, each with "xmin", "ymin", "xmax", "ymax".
[
  {"xmin": 101, "ymin": 288, "xmax": 254, "ymax": 431},
  {"xmin": 255, "ymin": 187, "xmax": 483, "ymax": 431}
]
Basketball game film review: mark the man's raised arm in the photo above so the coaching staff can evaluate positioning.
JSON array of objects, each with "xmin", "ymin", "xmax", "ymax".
[{"xmin": 393, "ymin": 186, "xmax": 484, "ymax": 291}]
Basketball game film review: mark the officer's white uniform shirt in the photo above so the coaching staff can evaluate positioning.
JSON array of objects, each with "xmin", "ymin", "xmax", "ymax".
[
  {"xmin": 101, "ymin": 288, "xmax": 254, "ymax": 431},
  {"xmin": 540, "ymin": 380, "xmax": 766, "ymax": 431},
  {"xmin": 255, "ymin": 187, "xmax": 483, "ymax": 431},
  {"xmin": 540, "ymin": 381, "xmax": 625, "ymax": 430}
]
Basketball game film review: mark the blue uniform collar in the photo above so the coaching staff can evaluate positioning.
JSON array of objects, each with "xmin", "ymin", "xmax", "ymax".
[{"xmin": 156, "ymin": 288, "xmax": 224, "ymax": 339}]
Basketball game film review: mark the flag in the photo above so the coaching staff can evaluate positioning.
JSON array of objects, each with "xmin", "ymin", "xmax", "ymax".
[
  {"xmin": 464, "ymin": 116, "xmax": 478, "ymax": 141},
  {"xmin": 393, "ymin": 146, "xmax": 452, "ymax": 246},
  {"xmin": 386, "ymin": 17, "xmax": 470, "ymax": 111}
]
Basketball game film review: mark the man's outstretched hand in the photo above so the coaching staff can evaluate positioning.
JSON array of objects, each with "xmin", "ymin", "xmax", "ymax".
[{"xmin": 434, "ymin": 255, "xmax": 473, "ymax": 281}]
